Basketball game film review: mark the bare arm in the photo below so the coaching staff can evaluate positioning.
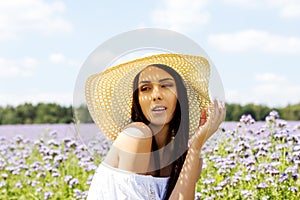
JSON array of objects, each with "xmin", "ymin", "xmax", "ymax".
[{"xmin": 169, "ymin": 100, "xmax": 226, "ymax": 200}]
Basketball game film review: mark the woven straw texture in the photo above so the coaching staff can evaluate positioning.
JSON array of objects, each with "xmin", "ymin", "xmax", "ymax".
[{"xmin": 85, "ymin": 54, "xmax": 211, "ymax": 140}]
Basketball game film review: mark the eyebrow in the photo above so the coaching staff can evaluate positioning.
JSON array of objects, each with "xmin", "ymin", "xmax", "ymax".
[{"xmin": 139, "ymin": 78, "xmax": 174, "ymax": 85}]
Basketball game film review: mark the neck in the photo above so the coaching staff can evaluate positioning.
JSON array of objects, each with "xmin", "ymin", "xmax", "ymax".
[{"xmin": 149, "ymin": 123, "xmax": 172, "ymax": 149}]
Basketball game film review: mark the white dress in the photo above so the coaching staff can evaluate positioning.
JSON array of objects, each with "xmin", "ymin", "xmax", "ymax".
[{"xmin": 87, "ymin": 162, "xmax": 169, "ymax": 200}]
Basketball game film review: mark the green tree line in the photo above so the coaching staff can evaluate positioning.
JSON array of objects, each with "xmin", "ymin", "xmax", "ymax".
[
  {"xmin": 0, "ymin": 103, "xmax": 74, "ymax": 124},
  {"xmin": 0, "ymin": 102, "xmax": 299, "ymax": 125},
  {"xmin": 226, "ymin": 103, "xmax": 300, "ymax": 121}
]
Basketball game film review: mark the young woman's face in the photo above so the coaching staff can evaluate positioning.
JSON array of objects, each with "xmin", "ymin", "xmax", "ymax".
[{"xmin": 138, "ymin": 66, "xmax": 178, "ymax": 126}]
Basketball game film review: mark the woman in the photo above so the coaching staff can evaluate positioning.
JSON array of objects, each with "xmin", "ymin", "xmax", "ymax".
[{"xmin": 86, "ymin": 54, "xmax": 225, "ymax": 200}]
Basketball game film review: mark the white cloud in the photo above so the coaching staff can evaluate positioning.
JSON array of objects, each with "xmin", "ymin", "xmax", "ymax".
[
  {"xmin": 208, "ymin": 30, "xmax": 300, "ymax": 54},
  {"xmin": 49, "ymin": 53, "xmax": 65, "ymax": 64},
  {"xmin": 150, "ymin": 0, "xmax": 210, "ymax": 32},
  {"xmin": 0, "ymin": 57, "xmax": 38, "ymax": 78},
  {"xmin": 222, "ymin": 0, "xmax": 262, "ymax": 8},
  {"xmin": 0, "ymin": 91, "xmax": 72, "ymax": 106},
  {"xmin": 0, "ymin": 0, "xmax": 71, "ymax": 42},
  {"xmin": 266, "ymin": 0, "xmax": 300, "ymax": 19},
  {"xmin": 48, "ymin": 53, "xmax": 80, "ymax": 68},
  {"xmin": 226, "ymin": 73, "xmax": 300, "ymax": 107},
  {"xmin": 255, "ymin": 73, "xmax": 285, "ymax": 83},
  {"xmin": 222, "ymin": 0, "xmax": 300, "ymax": 19},
  {"xmin": 279, "ymin": 3, "xmax": 300, "ymax": 18}
]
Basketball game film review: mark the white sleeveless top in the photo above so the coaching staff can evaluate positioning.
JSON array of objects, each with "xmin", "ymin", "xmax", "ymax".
[{"xmin": 87, "ymin": 162, "xmax": 169, "ymax": 200}]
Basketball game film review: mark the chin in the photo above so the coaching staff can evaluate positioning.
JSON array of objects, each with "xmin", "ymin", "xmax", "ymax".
[
  {"xmin": 147, "ymin": 115, "xmax": 173, "ymax": 126},
  {"xmin": 149, "ymin": 120, "xmax": 172, "ymax": 126}
]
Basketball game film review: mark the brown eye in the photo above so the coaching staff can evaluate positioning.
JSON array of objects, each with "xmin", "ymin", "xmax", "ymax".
[
  {"xmin": 140, "ymin": 85, "xmax": 151, "ymax": 91},
  {"xmin": 161, "ymin": 83, "xmax": 174, "ymax": 88}
]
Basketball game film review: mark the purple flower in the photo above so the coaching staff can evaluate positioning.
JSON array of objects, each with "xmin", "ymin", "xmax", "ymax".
[
  {"xmin": 195, "ymin": 192, "xmax": 202, "ymax": 200},
  {"xmin": 237, "ymin": 141, "xmax": 250, "ymax": 151},
  {"xmin": 246, "ymin": 166, "xmax": 257, "ymax": 173},
  {"xmin": 240, "ymin": 190, "xmax": 253, "ymax": 198},
  {"xmin": 262, "ymin": 196, "xmax": 270, "ymax": 200},
  {"xmin": 36, "ymin": 172, "xmax": 46, "ymax": 178},
  {"xmin": 47, "ymin": 139, "xmax": 60, "ymax": 147},
  {"xmin": 54, "ymin": 154, "xmax": 67, "ymax": 163},
  {"xmin": 218, "ymin": 168, "xmax": 231, "ymax": 175},
  {"xmin": 15, "ymin": 181, "xmax": 22, "ymax": 188},
  {"xmin": 86, "ymin": 175, "xmax": 93, "ymax": 185},
  {"xmin": 269, "ymin": 110, "xmax": 279, "ymax": 119},
  {"xmin": 73, "ymin": 188, "xmax": 83, "ymax": 199},
  {"xmin": 31, "ymin": 180, "xmax": 40, "ymax": 187},
  {"xmin": 25, "ymin": 170, "xmax": 31, "ymax": 177},
  {"xmin": 77, "ymin": 144, "xmax": 88, "ymax": 151},
  {"xmin": 12, "ymin": 169, "xmax": 20, "ymax": 175},
  {"xmin": 256, "ymin": 150, "xmax": 267, "ymax": 157},
  {"xmin": 43, "ymin": 156, "xmax": 53, "ymax": 161},
  {"xmin": 278, "ymin": 173, "xmax": 288, "ymax": 183},
  {"xmin": 257, "ymin": 182, "xmax": 268, "ymax": 189},
  {"xmin": 244, "ymin": 174, "xmax": 256, "ymax": 181},
  {"xmin": 69, "ymin": 178, "xmax": 79, "ymax": 187},
  {"xmin": 218, "ymin": 180, "xmax": 228, "ymax": 188},
  {"xmin": 216, "ymin": 192, "xmax": 224, "ymax": 198},
  {"xmin": 275, "ymin": 144, "xmax": 288, "ymax": 151},
  {"xmin": 293, "ymin": 145, "xmax": 300, "ymax": 152},
  {"xmin": 240, "ymin": 114, "xmax": 255, "ymax": 125},
  {"xmin": 81, "ymin": 191, "xmax": 89, "ymax": 199},
  {"xmin": 288, "ymin": 186, "xmax": 298, "ymax": 193},
  {"xmin": 64, "ymin": 175, "xmax": 73, "ymax": 184},
  {"xmin": 52, "ymin": 172, "xmax": 60, "ymax": 177},
  {"xmin": 270, "ymin": 153, "xmax": 280, "ymax": 161},
  {"xmin": 49, "ymin": 149, "xmax": 60, "ymax": 157},
  {"xmin": 44, "ymin": 192, "xmax": 53, "ymax": 200},
  {"xmin": 276, "ymin": 120, "xmax": 287, "ymax": 128},
  {"xmin": 202, "ymin": 178, "xmax": 215, "ymax": 185},
  {"xmin": 292, "ymin": 151, "xmax": 300, "ymax": 159},
  {"xmin": 265, "ymin": 110, "xmax": 280, "ymax": 125},
  {"xmin": 0, "ymin": 181, "xmax": 7, "ymax": 188},
  {"xmin": 63, "ymin": 137, "xmax": 72, "ymax": 143},
  {"xmin": 36, "ymin": 187, "xmax": 42, "ymax": 193},
  {"xmin": 213, "ymin": 186, "xmax": 223, "ymax": 191},
  {"xmin": 13, "ymin": 135, "xmax": 24, "ymax": 144},
  {"xmin": 284, "ymin": 166, "xmax": 298, "ymax": 174},
  {"xmin": 49, "ymin": 130, "xmax": 58, "ymax": 138},
  {"xmin": 66, "ymin": 140, "xmax": 78, "ymax": 148},
  {"xmin": 292, "ymin": 173, "xmax": 299, "ymax": 180},
  {"xmin": 1, "ymin": 174, "xmax": 8, "ymax": 180},
  {"xmin": 242, "ymin": 157, "xmax": 256, "ymax": 166}
]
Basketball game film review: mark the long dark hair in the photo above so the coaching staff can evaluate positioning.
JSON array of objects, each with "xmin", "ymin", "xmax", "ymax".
[{"xmin": 131, "ymin": 64, "xmax": 189, "ymax": 200}]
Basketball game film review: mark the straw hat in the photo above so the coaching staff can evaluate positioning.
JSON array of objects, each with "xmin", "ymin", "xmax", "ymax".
[{"xmin": 85, "ymin": 53, "xmax": 211, "ymax": 140}]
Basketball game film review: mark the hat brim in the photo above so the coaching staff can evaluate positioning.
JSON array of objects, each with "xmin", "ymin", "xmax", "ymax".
[{"xmin": 85, "ymin": 53, "xmax": 211, "ymax": 140}]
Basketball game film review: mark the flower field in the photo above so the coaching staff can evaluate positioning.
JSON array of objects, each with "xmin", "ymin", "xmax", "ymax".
[
  {"xmin": 196, "ymin": 111, "xmax": 300, "ymax": 200},
  {"xmin": 0, "ymin": 127, "xmax": 111, "ymax": 199},
  {"xmin": 0, "ymin": 111, "xmax": 299, "ymax": 199}
]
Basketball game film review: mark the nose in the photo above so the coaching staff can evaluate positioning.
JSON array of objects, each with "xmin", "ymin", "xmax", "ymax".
[{"xmin": 152, "ymin": 85, "xmax": 162, "ymax": 101}]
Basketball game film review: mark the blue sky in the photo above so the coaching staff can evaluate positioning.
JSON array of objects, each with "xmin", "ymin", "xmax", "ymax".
[{"xmin": 0, "ymin": 0, "xmax": 299, "ymax": 108}]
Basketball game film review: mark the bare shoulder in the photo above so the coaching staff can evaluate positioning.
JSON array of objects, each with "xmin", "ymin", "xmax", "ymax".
[
  {"xmin": 122, "ymin": 122, "xmax": 152, "ymax": 138},
  {"xmin": 111, "ymin": 122, "xmax": 152, "ymax": 154},
  {"xmin": 104, "ymin": 122, "xmax": 152, "ymax": 168}
]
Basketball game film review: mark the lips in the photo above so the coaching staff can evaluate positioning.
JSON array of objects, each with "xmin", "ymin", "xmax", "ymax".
[{"xmin": 151, "ymin": 105, "xmax": 167, "ymax": 113}]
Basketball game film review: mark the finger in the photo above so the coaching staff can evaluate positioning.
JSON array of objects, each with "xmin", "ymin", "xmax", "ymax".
[
  {"xmin": 223, "ymin": 102, "xmax": 227, "ymax": 120},
  {"xmin": 201, "ymin": 102, "xmax": 215, "ymax": 142},
  {"xmin": 218, "ymin": 101, "xmax": 226, "ymax": 122},
  {"xmin": 212, "ymin": 99, "xmax": 220, "ymax": 122},
  {"xmin": 199, "ymin": 109, "xmax": 207, "ymax": 126}
]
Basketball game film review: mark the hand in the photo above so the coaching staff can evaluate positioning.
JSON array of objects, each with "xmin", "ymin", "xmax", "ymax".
[{"xmin": 190, "ymin": 99, "xmax": 226, "ymax": 150}]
